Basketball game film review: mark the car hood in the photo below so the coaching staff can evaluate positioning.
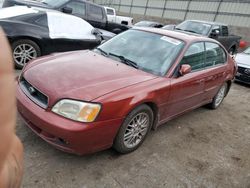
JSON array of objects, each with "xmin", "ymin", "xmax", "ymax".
[
  {"xmin": 22, "ymin": 50, "xmax": 157, "ymax": 107},
  {"xmin": 235, "ymin": 53, "xmax": 250, "ymax": 68}
]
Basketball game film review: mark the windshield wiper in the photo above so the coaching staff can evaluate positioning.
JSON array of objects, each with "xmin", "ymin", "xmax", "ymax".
[
  {"xmin": 109, "ymin": 53, "xmax": 139, "ymax": 69},
  {"xmin": 183, "ymin": 29, "xmax": 198, "ymax": 34},
  {"xmin": 96, "ymin": 47, "xmax": 108, "ymax": 56}
]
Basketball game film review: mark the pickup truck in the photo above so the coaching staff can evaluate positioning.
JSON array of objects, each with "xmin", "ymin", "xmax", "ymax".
[
  {"xmin": 104, "ymin": 6, "xmax": 133, "ymax": 26},
  {"xmin": 2, "ymin": 0, "xmax": 130, "ymax": 34},
  {"xmin": 175, "ymin": 20, "xmax": 241, "ymax": 54}
]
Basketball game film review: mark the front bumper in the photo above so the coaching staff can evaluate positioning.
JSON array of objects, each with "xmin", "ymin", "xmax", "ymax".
[
  {"xmin": 235, "ymin": 72, "xmax": 250, "ymax": 85},
  {"xmin": 17, "ymin": 85, "xmax": 124, "ymax": 155}
]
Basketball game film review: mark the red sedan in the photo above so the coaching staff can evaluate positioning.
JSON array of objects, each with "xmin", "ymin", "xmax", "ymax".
[{"xmin": 17, "ymin": 28, "xmax": 236, "ymax": 155}]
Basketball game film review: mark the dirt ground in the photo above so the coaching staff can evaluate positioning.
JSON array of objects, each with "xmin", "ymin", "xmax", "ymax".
[{"xmin": 15, "ymin": 69, "xmax": 250, "ymax": 188}]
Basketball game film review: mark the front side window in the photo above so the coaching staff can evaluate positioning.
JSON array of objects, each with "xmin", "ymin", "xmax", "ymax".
[
  {"xmin": 205, "ymin": 42, "xmax": 226, "ymax": 67},
  {"xmin": 95, "ymin": 30, "xmax": 184, "ymax": 76},
  {"xmin": 66, "ymin": 1, "xmax": 86, "ymax": 16},
  {"xmin": 180, "ymin": 42, "xmax": 205, "ymax": 71},
  {"xmin": 89, "ymin": 5, "xmax": 103, "ymax": 20}
]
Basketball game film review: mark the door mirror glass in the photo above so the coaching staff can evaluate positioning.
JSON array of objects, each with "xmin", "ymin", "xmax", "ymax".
[
  {"xmin": 62, "ymin": 7, "xmax": 73, "ymax": 14},
  {"xmin": 179, "ymin": 64, "xmax": 191, "ymax": 76}
]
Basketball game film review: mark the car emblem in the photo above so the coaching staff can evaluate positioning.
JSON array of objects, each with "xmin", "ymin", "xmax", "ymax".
[
  {"xmin": 28, "ymin": 86, "xmax": 36, "ymax": 94},
  {"xmin": 244, "ymin": 68, "xmax": 250, "ymax": 75}
]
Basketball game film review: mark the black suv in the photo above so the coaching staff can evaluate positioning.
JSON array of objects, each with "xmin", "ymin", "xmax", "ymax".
[{"xmin": 2, "ymin": 0, "xmax": 130, "ymax": 33}]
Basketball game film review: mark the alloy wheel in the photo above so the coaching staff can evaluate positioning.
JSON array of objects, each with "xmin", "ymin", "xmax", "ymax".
[
  {"xmin": 123, "ymin": 112, "xmax": 150, "ymax": 149},
  {"xmin": 215, "ymin": 84, "xmax": 226, "ymax": 107},
  {"xmin": 13, "ymin": 44, "xmax": 37, "ymax": 67}
]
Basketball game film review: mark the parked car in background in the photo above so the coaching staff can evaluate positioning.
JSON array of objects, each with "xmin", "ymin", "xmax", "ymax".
[
  {"xmin": 162, "ymin": 24, "xmax": 176, "ymax": 30},
  {"xmin": 0, "ymin": 6, "xmax": 102, "ymax": 69},
  {"xmin": 2, "ymin": 0, "xmax": 130, "ymax": 33},
  {"xmin": 235, "ymin": 47, "xmax": 250, "ymax": 84},
  {"xmin": 104, "ymin": 6, "xmax": 133, "ymax": 26},
  {"xmin": 17, "ymin": 28, "xmax": 236, "ymax": 155},
  {"xmin": 175, "ymin": 20, "xmax": 241, "ymax": 54},
  {"xmin": 134, "ymin": 21, "xmax": 163, "ymax": 28}
]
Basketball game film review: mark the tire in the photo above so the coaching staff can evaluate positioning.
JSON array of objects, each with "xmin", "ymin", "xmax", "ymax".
[
  {"xmin": 11, "ymin": 39, "xmax": 41, "ymax": 69},
  {"xmin": 113, "ymin": 105, "xmax": 154, "ymax": 154},
  {"xmin": 208, "ymin": 83, "xmax": 228, "ymax": 109}
]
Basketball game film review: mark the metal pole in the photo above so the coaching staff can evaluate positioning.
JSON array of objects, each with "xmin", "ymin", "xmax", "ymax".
[
  {"xmin": 129, "ymin": 0, "xmax": 134, "ymax": 15},
  {"xmin": 184, "ymin": 0, "xmax": 191, "ymax": 20},
  {"xmin": 144, "ymin": 0, "xmax": 149, "ymax": 16},
  {"xmin": 214, "ymin": 0, "xmax": 223, "ymax": 21},
  {"xmin": 118, "ymin": 0, "xmax": 121, "ymax": 12},
  {"xmin": 161, "ymin": 0, "xmax": 168, "ymax": 18}
]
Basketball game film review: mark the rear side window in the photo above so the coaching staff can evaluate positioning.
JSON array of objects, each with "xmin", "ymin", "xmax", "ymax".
[
  {"xmin": 106, "ymin": 8, "xmax": 114, "ymax": 15},
  {"xmin": 89, "ymin": 5, "xmax": 103, "ymax": 20},
  {"xmin": 66, "ymin": 1, "xmax": 86, "ymax": 16},
  {"xmin": 180, "ymin": 42, "xmax": 205, "ymax": 71},
  {"xmin": 221, "ymin": 26, "xmax": 228, "ymax": 36},
  {"xmin": 205, "ymin": 42, "xmax": 226, "ymax": 68}
]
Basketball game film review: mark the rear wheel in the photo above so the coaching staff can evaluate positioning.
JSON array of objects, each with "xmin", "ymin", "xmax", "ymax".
[
  {"xmin": 208, "ymin": 83, "xmax": 228, "ymax": 109},
  {"xmin": 113, "ymin": 105, "xmax": 154, "ymax": 154},
  {"xmin": 12, "ymin": 39, "xmax": 41, "ymax": 69}
]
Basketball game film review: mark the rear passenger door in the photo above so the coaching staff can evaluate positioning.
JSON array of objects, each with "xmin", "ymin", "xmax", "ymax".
[
  {"xmin": 166, "ymin": 42, "xmax": 206, "ymax": 119},
  {"xmin": 203, "ymin": 42, "xmax": 228, "ymax": 102}
]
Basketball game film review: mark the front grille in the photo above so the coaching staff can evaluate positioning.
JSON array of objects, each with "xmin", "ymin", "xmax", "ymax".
[
  {"xmin": 20, "ymin": 77, "xmax": 48, "ymax": 108},
  {"xmin": 238, "ymin": 66, "xmax": 250, "ymax": 76}
]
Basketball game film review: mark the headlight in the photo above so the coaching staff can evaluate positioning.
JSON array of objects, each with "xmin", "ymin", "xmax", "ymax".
[{"xmin": 52, "ymin": 99, "xmax": 101, "ymax": 123}]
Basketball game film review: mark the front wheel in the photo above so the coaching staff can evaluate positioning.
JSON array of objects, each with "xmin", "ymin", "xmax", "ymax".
[
  {"xmin": 208, "ymin": 83, "xmax": 228, "ymax": 109},
  {"xmin": 113, "ymin": 105, "xmax": 154, "ymax": 154},
  {"xmin": 12, "ymin": 39, "xmax": 41, "ymax": 69}
]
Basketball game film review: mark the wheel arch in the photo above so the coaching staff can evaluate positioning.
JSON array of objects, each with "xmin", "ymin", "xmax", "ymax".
[
  {"xmin": 10, "ymin": 36, "xmax": 43, "ymax": 54},
  {"xmin": 124, "ymin": 100, "xmax": 160, "ymax": 131}
]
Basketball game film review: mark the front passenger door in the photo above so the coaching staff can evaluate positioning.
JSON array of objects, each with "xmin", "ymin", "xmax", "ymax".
[{"xmin": 164, "ymin": 42, "xmax": 206, "ymax": 119}]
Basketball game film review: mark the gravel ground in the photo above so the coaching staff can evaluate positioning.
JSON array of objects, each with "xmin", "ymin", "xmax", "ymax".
[{"xmin": 15, "ymin": 71, "xmax": 250, "ymax": 188}]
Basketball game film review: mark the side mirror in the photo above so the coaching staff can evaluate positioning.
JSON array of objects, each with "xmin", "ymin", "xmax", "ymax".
[
  {"xmin": 62, "ymin": 7, "xmax": 73, "ymax": 14},
  {"xmin": 92, "ymin": 28, "xmax": 101, "ymax": 35},
  {"xmin": 179, "ymin": 64, "xmax": 191, "ymax": 76},
  {"xmin": 210, "ymin": 30, "xmax": 219, "ymax": 38},
  {"xmin": 101, "ymin": 40, "xmax": 107, "ymax": 44}
]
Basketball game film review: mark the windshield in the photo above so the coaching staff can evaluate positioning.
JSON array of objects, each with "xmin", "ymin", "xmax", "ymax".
[
  {"xmin": 243, "ymin": 47, "xmax": 250, "ymax": 54},
  {"xmin": 176, "ymin": 21, "xmax": 212, "ymax": 36},
  {"xmin": 42, "ymin": 0, "xmax": 69, "ymax": 7},
  {"xmin": 95, "ymin": 30, "xmax": 184, "ymax": 76}
]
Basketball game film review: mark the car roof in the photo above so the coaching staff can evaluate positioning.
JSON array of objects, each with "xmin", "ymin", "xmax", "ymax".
[{"xmin": 133, "ymin": 27, "xmax": 218, "ymax": 43}]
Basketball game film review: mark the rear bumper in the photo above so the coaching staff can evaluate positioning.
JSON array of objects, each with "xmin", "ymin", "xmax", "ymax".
[{"xmin": 17, "ymin": 85, "xmax": 124, "ymax": 155}]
